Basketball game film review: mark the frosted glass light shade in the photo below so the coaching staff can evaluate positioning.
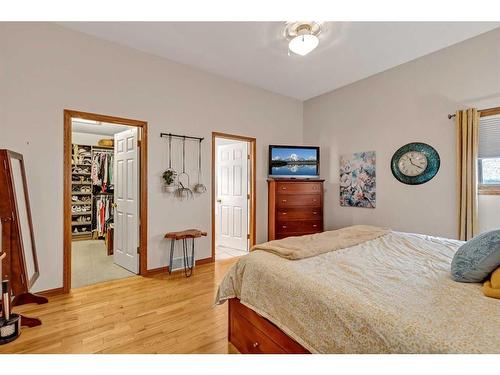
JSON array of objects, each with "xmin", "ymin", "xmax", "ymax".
[{"xmin": 288, "ymin": 34, "xmax": 319, "ymax": 56}]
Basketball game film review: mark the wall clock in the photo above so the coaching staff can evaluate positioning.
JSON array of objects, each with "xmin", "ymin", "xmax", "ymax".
[{"xmin": 391, "ymin": 142, "xmax": 440, "ymax": 185}]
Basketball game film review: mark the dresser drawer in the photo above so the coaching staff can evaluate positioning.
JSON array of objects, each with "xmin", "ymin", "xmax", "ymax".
[
  {"xmin": 277, "ymin": 194, "xmax": 321, "ymax": 208},
  {"xmin": 276, "ymin": 181, "xmax": 322, "ymax": 194},
  {"xmin": 276, "ymin": 207, "xmax": 322, "ymax": 221},
  {"xmin": 276, "ymin": 220, "xmax": 322, "ymax": 234},
  {"xmin": 230, "ymin": 312, "xmax": 286, "ymax": 354}
]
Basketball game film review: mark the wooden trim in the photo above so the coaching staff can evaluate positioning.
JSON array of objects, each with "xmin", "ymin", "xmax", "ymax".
[
  {"xmin": 195, "ymin": 257, "xmax": 214, "ymax": 266},
  {"xmin": 479, "ymin": 107, "xmax": 500, "ymax": 118},
  {"xmin": 211, "ymin": 132, "xmax": 257, "ymax": 262},
  {"xmin": 38, "ymin": 287, "xmax": 65, "ymax": 297},
  {"xmin": 145, "ymin": 257, "xmax": 214, "ymax": 276},
  {"xmin": 63, "ymin": 110, "xmax": 148, "ymax": 293},
  {"xmin": 478, "ymin": 185, "xmax": 500, "ymax": 195}
]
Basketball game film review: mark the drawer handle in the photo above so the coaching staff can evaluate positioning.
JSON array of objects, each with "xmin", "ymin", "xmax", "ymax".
[
  {"xmin": 281, "ymin": 187, "xmax": 287, "ymax": 190},
  {"xmin": 313, "ymin": 224, "xmax": 318, "ymax": 228},
  {"xmin": 253, "ymin": 342, "xmax": 259, "ymax": 348},
  {"xmin": 281, "ymin": 212, "xmax": 287, "ymax": 215},
  {"xmin": 282, "ymin": 199, "xmax": 287, "ymax": 203},
  {"xmin": 312, "ymin": 199, "xmax": 317, "ymax": 202},
  {"xmin": 282, "ymin": 225, "xmax": 287, "ymax": 229}
]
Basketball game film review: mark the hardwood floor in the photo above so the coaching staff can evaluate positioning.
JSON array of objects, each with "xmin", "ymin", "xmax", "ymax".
[{"xmin": 1, "ymin": 259, "xmax": 239, "ymax": 354}]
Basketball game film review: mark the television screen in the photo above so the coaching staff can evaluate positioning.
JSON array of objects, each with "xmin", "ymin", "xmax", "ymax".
[{"xmin": 269, "ymin": 145, "xmax": 320, "ymax": 178}]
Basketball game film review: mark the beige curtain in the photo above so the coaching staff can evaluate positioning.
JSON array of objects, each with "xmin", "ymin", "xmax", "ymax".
[{"xmin": 456, "ymin": 108, "xmax": 479, "ymax": 241}]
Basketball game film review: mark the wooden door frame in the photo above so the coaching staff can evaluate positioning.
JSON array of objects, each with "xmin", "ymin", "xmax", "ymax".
[
  {"xmin": 63, "ymin": 109, "xmax": 148, "ymax": 293},
  {"xmin": 211, "ymin": 132, "xmax": 256, "ymax": 261}
]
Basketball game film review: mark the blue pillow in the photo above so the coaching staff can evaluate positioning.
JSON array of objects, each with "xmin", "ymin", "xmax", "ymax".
[{"xmin": 451, "ymin": 229, "xmax": 500, "ymax": 282}]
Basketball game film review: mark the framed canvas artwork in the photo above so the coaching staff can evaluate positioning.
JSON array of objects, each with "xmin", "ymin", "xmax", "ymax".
[{"xmin": 339, "ymin": 151, "xmax": 376, "ymax": 208}]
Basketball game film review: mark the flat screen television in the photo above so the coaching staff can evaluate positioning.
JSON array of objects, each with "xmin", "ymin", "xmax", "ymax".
[{"xmin": 269, "ymin": 145, "xmax": 320, "ymax": 178}]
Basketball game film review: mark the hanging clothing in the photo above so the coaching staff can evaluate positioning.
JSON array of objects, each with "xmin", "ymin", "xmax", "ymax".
[
  {"xmin": 91, "ymin": 151, "xmax": 114, "ymax": 192},
  {"xmin": 93, "ymin": 195, "xmax": 113, "ymax": 237}
]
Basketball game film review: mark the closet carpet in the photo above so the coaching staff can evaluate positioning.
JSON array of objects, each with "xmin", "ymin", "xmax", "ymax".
[{"xmin": 72, "ymin": 240, "xmax": 135, "ymax": 288}]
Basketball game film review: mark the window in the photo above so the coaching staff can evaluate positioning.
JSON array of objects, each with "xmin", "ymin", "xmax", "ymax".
[
  {"xmin": 479, "ymin": 158, "xmax": 500, "ymax": 184},
  {"xmin": 478, "ymin": 113, "xmax": 500, "ymax": 194}
]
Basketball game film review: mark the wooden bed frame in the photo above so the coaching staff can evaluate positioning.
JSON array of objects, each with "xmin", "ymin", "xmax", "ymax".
[{"xmin": 228, "ymin": 298, "xmax": 310, "ymax": 354}]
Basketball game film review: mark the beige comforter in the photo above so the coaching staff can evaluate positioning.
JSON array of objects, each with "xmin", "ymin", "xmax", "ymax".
[
  {"xmin": 251, "ymin": 225, "xmax": 389, "ymax": 259},
  {"xmin": 216, "ymin": 230, "xmax": 500, "ymax": 353}
]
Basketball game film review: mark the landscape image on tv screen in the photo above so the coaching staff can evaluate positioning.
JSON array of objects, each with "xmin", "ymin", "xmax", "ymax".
[{"xmin": 270, "ymin": 147, "xmax": 318, "ymax": 176}]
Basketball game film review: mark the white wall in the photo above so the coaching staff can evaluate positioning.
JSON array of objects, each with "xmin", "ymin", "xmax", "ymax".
[
  {"xmin": 0, "ymin": 23, "xmax": 303, "ymax": 292},
  {"xmin": 303, "ymin": 28, "xmax": 500, "ymax": 239},
  {"xmin": 479, "ymin": 195, "xmax": 500, "ymax": 233}
]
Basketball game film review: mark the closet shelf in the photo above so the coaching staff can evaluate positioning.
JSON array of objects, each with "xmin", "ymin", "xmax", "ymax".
[
  {"xmin": 72, "ymin": 231, "xmax": 92, "ymax": 236},
  {"xmin": 71, "ymin": 143, "xmax": 114, "ymax": 242}
]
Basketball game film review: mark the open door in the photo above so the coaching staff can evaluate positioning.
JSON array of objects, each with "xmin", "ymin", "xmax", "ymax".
[
  {"xmin": 217, "ymin": 142, "xmax": 249, "ymax": 251},
  {"xmin": 114, "ymin": 128, "xmax": 139, "ymax": 273}
]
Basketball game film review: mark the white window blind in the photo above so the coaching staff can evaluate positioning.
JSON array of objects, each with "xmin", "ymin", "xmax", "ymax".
[{"xmin": 479, "ymin": 114, "xmax": 500, "ymax": 159}]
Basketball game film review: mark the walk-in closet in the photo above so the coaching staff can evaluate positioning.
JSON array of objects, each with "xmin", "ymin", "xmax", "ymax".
[{"xmin": 70, "ymin": 119, "xmax": 139, "ymax": 288}]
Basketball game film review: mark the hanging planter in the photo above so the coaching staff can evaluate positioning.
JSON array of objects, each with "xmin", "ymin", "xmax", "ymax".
[
  {"xmin": 163, "ymin": 134, "xmax": 177, "ymax": 193},
  {"xmin": 163, "ymin": 169, "xmax": 177, "ymax": 193}
]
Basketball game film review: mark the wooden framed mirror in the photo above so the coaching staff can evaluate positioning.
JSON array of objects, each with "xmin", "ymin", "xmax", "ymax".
[{"xmin": 0, "ymin": 150, "xmax": 47, "ymax": 327}]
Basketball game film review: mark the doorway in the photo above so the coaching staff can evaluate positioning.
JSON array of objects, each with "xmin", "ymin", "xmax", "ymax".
[
  {"xmin": 63, "ymin": 110, "xmax": 148, "ymax": 292},
  {"xmin": 212, "ymin": 132, "xmax": 256, "ymax": 261}
]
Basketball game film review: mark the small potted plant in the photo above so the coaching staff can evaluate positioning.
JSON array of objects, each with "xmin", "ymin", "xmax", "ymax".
[{"xmin": 163, "ymin": 169, "xmax": 177, "ymax": 193}]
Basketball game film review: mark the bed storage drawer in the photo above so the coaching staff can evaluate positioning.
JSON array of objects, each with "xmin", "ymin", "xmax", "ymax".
[
  {"xmin": 228, "ymin": 298, "xmax": 309, "ymax": 354},
  {"xmin": 230, "ymin": 311, "xmax": 287, "ymax": 354}
]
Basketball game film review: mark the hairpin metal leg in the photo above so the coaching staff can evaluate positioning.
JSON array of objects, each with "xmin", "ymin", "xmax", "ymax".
[
  {"xmin": 169, "ymin": 238, "xmax": 175, "ymax": 274},
  {"xmin": 182, "ymin": 237, "xmax": 195, "ymax": 277}
]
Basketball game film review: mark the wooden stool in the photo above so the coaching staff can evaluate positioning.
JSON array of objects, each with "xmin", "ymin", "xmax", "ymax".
[{"xmin": 164, "ymin": 229, "xmax": 207, "ymax": 277}]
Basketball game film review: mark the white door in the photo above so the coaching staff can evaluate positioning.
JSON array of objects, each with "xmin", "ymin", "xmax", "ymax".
[
  {"xmin": 114, "ymin": 128, "xmax": 139, "ymax": 273},
  {"xmin": 217, "ymin": 142, "xmax": 249, "ymax": 251}
]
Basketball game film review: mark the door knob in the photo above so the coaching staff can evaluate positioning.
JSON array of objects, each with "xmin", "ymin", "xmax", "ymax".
[
  {"xmin": 217, "ymin": 199, "xmax": 222, "ymax": 203},
  {"xmin": 112, "ymin": 203, "xmax": 117, "ymax": 208}
]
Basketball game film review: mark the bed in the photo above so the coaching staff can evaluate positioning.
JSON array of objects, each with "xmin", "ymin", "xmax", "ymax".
[{"xmin": 215, "ymin": 226, "xmax": 500, "ymax": 354}]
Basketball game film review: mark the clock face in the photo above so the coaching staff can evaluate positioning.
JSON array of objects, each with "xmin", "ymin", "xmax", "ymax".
[
  {"xmin": 397, "ymin": 151, "xmax": 428, "ymax": 177},
  {"xmin": 391, "ymin": 143, "xmax": 440, "ymax": 185}
]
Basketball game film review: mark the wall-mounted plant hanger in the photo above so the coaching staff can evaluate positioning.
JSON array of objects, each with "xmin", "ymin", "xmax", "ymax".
[
  {"xmin": 160, "ymin": 132, "xmax": 204, "ymax": 142},
  {"xmin": 160, "ymin": 133, "xmax": 205, "ymax": 197}
]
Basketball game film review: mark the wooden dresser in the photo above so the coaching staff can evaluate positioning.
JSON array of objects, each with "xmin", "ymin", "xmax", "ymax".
[{"xmin": 268, "ymin": 178, "xmax": 324, "ymax": 240}]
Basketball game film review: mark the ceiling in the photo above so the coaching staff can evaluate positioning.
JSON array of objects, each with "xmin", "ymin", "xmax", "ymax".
[
  {"xmin": 72, "ymin": 120, "xmax": 130, "ymax": 135},
  {"xmin": 59, "ymin": 22, "xmax": 500, "ymax": 100}
]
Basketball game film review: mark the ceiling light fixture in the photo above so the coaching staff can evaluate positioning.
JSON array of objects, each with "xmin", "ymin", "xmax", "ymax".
[{"xmin": 284, "ymin": 22, "xmax": 322, "ymax": 56}]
